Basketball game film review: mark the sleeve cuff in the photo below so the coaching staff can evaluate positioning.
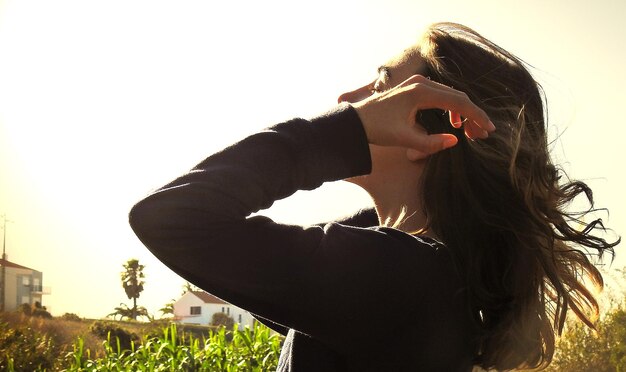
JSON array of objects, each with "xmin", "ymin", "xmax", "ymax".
[{"xmin": 308, "ymin": 103, "xmax": 372, "ymax": 181}]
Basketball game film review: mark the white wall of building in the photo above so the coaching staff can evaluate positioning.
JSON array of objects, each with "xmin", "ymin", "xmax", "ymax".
[
  {"xmin": 210, "ymin": 303, "xmax": 256, "ymax": 330},
  {"xmin": 174, "ymin": 291, "xmax": 211, "ymax": 325},
  {"xmin": 4, "ymin": 266, "xmax": 32, "ymax": 310},
  {"xmin": 173, "ymin": 292, "xmax": 256, "ymax": 330}
]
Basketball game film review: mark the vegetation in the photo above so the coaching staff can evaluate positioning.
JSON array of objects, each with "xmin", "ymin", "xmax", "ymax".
[
  {"xmin": 542, "ymin": 304, "xmax": 626, "ymax": 371},
  {"xmin": 0, "ymin": 311, "xmax": 103, "ymax": 371},
  {"xmin": 17, "ymin": 301, "xmax": 52, "ymax": 319},
  {"xmin": 212, "ymin": 312, "xmax": 235, "ymax": 329},
  {"xmin": 3, "ymin": 301, "xmax": 626, "ymax": 370},
  {"xmin": 158, "ymin": 299, "xmax": 175, "ymax": 318},
  {"xmin": 108, "ymin": 303, "xmax": 150, "ymax": 322},
  {"xmin": 119, "ymin": 258, "xmax": 145, "ymax": 321},
  {"xmin": 182, "ymin": 281, "xmax": 202, "ymax": 295},
  {"xmin": 65, "ymin": 322, "xmax": 281, "ymax": 371},
  {"xmin": 0, "ymin": 312, "xmax": 282, "ymax": 371},
  {"xmin": 61, "ymin": 313, "xmax": 83, "ymax": 322},
  {"xmin": 89, "ymin": 320, "xmax": 139, "ymax": 352},
  {"xmin": 0, "ymin": 319, "xmax": 56, "ymax": 371}
]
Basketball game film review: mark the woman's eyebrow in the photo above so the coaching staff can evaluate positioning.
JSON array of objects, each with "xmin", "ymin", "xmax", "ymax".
[{"xmin": 377, "ymin": 65, "xmax": 391, "ymax": 80}]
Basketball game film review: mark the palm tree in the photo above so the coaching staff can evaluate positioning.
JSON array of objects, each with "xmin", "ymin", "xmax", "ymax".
[
  {"xmin": 120, "ymin": 258, "xmax": 145, "ymax": 320},
  {"xmin": 181, "ymin": 281, "xmax": 201, "ymax": 295},
  {"xmin": 108, "ymin": 303, "xmax": 151, "ymax": 321},
  {"xmin": 108, "ymin": 303, "xmax": 134, "ymax": 321},
  {"xmin": 159, "ymin": 299, "xmax": 176, "ymax": 318}
]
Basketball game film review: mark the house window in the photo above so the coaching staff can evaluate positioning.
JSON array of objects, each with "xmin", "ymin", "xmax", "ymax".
[
  {"xmin": 33, "ymin": 278, "xmax": 41, "ymax": 292},
  {"xmin": 21, "ymin": 296, "xmax": 30, "ymax": 305},
  {"xmin": 22, "ymin": 276, "xmax": 30, "ymax": 286},
  {"xmin": 226, "ymin": 307, "xmax": 230, "ymax": 315},
  {"xmin": 221, "ymin": 306, "xmax": 225, "ymax": 313},
  {"xmin": 190, "ymin": 306, "xmax": 201, "ymax": 315},
  {"xmin": 238, "ymin": 314, "xmax": 242, "ymax": 323}
]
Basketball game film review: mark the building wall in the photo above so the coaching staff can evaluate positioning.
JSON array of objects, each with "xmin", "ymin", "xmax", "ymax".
[
  {"xmin": 16, "ymin": 270, "xmax": 43, "ymax": 308},
  {"xmin": 173, "ymin": 293, "xmax": 256, "ymax": 329},
  {"xmin": 213, "ymin": 303, "xmax": 255, "ymax": 330},
  {"xmin": 4, "ymin": 266, "xmax": 33, "ymax": 311},
  {"xmin": 31, "ymin": 271, "xmax": 43, "ymax": 306},
  {"xmin": 174, "ymin": 292, "xmax": 212, "ymax": 325}
]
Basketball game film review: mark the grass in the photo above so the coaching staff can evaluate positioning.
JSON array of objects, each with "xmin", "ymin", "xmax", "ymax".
[{"xmin": 1, "ymin": 312, "xmax": 103, "ymax": 358}]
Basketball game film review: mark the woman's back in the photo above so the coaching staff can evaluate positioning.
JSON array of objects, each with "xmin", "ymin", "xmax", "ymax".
[{"xmin": 273, "ymin": 230, "xmax": 479, "ymax": 371}]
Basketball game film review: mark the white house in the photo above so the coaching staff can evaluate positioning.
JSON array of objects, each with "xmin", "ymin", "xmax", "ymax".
[
  {"xmin": 173, "ymin": 291, "xmax": 256, "ymax": 329},
  {"xmin": 0, "ymin": 255, "xmax": 51, "ymax": 312}
]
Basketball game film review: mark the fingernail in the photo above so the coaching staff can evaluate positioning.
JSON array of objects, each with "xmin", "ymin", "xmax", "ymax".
[{"xmin": 487, "ymin": 120, "xmax": 496, "ymax": 131}]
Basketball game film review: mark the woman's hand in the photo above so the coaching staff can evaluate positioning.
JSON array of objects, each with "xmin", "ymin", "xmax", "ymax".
[{"xmin": 352, "ymin": 75, "xmax": 495, "ymax": 156}]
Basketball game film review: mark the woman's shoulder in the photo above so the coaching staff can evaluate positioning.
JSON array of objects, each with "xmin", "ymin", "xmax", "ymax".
[
  {"xmin": 322, "ymin": 218, "xmax": 446, "ymax": 254},
  {"xmin": 324, "ymin": 208, "xmax": 445, "ymax": 250},
  {"xmin": 321, "ymin": 220, "xmax": 462, "ymax": 290},
  {"xmin": 376, "ymin": 226, "xmax": 446, "ymax": 250},
  {"xmin": 318, "ymin": 220, "xmax": 455, "ymax": 275}
]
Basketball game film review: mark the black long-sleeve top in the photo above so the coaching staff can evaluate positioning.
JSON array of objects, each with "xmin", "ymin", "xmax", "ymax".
[{"xmin": 129, "ymin": 104, "xmax": 479, "ymax": 371}]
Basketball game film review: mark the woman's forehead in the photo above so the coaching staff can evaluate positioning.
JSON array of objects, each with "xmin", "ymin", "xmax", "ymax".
[{"xmin": 380, "ymin": 46, "xmax": 426, "ymax": 79}]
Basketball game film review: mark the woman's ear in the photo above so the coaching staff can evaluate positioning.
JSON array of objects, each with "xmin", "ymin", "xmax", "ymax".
[{"xmin": 406, "ymin": 148, "xmax": 430, "ymax": 162}]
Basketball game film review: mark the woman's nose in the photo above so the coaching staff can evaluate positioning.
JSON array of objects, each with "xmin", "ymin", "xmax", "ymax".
[{"xmin": 337, "ymin": 84, "xmax": 373, "ymax": 104}]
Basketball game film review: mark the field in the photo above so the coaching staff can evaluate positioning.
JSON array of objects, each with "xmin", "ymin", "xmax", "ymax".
[
  {"xmin": 2, "ymin": 304, "xmax": 626, "ymax": 371},
  {"xmin": 0, "ymin": 312, "xmax": 282, "ymax": 371}
]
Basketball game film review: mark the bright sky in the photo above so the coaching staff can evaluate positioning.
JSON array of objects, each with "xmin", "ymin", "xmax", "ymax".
[{"xmin": 0, "ymin": 0, "xmax": 624, "ymax": 319}]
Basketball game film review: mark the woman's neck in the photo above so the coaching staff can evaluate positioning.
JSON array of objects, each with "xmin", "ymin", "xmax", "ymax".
[{"xmin": 369, "ymin": 178, "xmax": 432, "ymax": 237}]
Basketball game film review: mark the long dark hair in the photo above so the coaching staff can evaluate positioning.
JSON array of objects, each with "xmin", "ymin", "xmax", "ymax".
[{"xmin": 417, "ymin": 23, "xmax": 619, "ymax": 370}]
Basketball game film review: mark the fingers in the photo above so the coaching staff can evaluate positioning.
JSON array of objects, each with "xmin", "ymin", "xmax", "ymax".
[
  {"xmin": 449, "ymin": 111, "xmax": 462, "ymax": 128},
  {"xmin": 400, "ymin": 75, "xmax": 495, "ymax": 137},
  {"xmin": 355, "ymin": 74, "xmax": 495, "ymax": 155},
  {"xmin": 409, "ymin": 132, "xmax": 458, "ymax": 155},
  {"xmin": 464, "ymin": 120, "xmax": 489, "ymax": 139},
  {"xmin": 449, "ymin": 112, "xmax": 488, "ymax": 139}
]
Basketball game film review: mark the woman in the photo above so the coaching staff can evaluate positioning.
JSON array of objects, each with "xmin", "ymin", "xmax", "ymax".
[{"xmin": 129, "ymin": 23, "xmax": 618, "ymax": 371}]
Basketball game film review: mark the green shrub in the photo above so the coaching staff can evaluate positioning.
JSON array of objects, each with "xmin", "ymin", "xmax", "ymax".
[
  {"xmin": 89, "ymin": 321, "xmax": 138, "ymax": 352},
  {"xmin": 16, "ymin": 303, "xmax": 32, "ymax": 316},
  {"xmin": 15, "ymin": 302, "xmax": 52, "ymax": 319},
  {"xmin": 32, "ymin": 308, "xmax": 52, "ymax": 319},
  {"xmin": 211, "ymin": 312, "xmax": 235, "ymax": 329},
  {"xmin": 60, "ymin": 313, "xmax": 82, "ymax": 322}
]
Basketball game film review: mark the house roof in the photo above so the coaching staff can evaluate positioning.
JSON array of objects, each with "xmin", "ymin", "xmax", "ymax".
[
  {"xmin": 0, "ymin": 258, "xmax": 35, "ymax": 271},
  {"xmin": 190, "ymin": 291, "xmax": 228, "ymax": 305}
]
